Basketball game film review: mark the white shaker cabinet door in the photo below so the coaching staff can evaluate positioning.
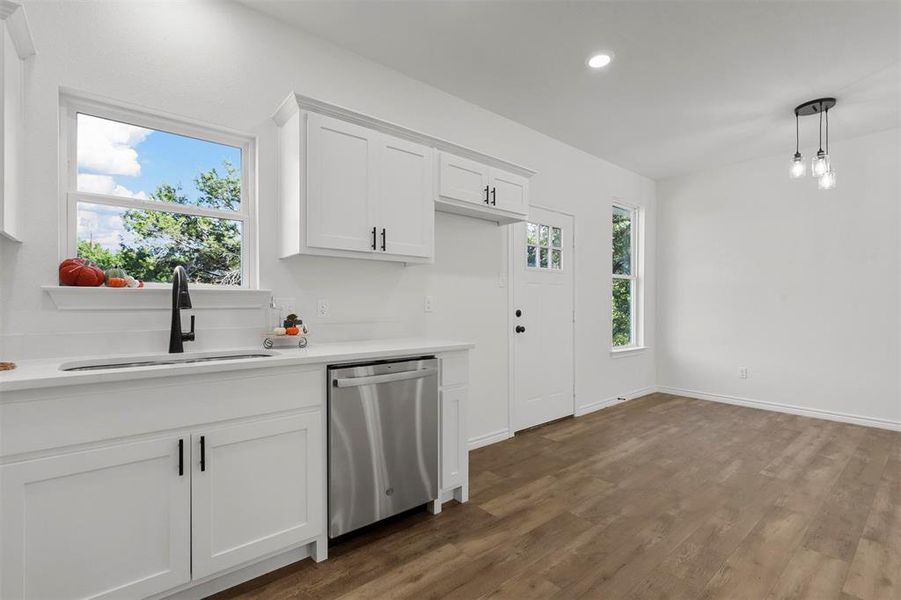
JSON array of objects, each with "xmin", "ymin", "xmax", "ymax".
[
  {"xmin": 377, "ymin": 134, "xmax": 434, "ymax": 258},
  {"xmin": 489, "ymin": 169, "xmax": 529, "ymax": 216},
  {"xmin": 439, "ymin": 152, "xmax": 490, "ymax": 206},
  {"xmin": 191, "ymin": 412, "xmax": 324, "ymax": 579},
  {"xmin": 305, "ymin": 112, "xmax": 378, "ymax": 253},
  {"xmin": 440, "ymin": 387, "xmax": 467, "ymax": 491},
  {"xmin": 0, "ymin": 436, "xmax": 191, "ymax": 600}
]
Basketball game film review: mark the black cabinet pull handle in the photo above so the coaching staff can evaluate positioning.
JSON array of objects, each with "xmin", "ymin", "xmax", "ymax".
[
  {"xmin": 515, "ymin": 325, "xmax": 526, "ymax": 333},
  {"xmin": 178, "ymin": 438, "xmax": 184, "ymax": 476},
  {"xmin": 371, "ymin": 227, "xmax": 377, "ymax": 250},
  {"xmin": 200, "ymin": 435, "xmax": 206, "ymax": 472},
  {"xmin": 491, "ymin": 187, "xmax": 496, "ymax": 206},
  {"xmin": 381, "ymin": 228, "xmax": 387, "ymax": 251},
  {"xmin": 484, "ymin": 185, "xmax": 490, "ymax": 204}
]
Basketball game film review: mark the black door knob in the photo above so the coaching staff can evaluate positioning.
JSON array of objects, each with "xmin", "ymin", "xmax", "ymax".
[{"xmin": 515, "ymin": 325, "xmax": 526, "ymax": 333}]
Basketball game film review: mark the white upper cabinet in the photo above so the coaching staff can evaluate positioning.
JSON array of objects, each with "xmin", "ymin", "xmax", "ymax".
[
  {"xmin": 0, "ymin": 1, "xmax": 36, "ymax": 243},
  {"xmin": 439, "ymin": 153, "xmax": 490, "ymax": 206},
  {"xmin": 378, "ymin": 134, "xmax": 433, "ymax": 258},
  {"xmin": 305, "ymin": 113, "xmax": 378, "ymax": 254},
  {"xmin": 276, "ymin": 100, "xmax": 436, "ymax": 264},
  {"xmin": 437, "ymin": 152, "xmax": 530, "ymax": 223},
  {"xmin": 489, "ymin": 169, "xmax": 529, "ymax": 215},
  {"xmin": 274, "ymin": 94, "xmax": 535, "ymax": 261}
]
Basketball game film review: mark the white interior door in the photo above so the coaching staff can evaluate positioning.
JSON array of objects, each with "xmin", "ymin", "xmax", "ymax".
[
  {"xmin": 305, "ymin": 113, "xmax": 377, "ymax": 252},
  {"xmin": 378, "ymin": 134, "xmax": 434, "ymax": 258},
  {"xmin": 512, "ymin": 206, "xmax": 575, "ymax": 431}
]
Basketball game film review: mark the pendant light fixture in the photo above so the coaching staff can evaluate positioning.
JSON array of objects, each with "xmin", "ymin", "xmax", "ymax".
[{"xmin": 791, "ymin": 97, "xmax": 837, "ymax": 190}]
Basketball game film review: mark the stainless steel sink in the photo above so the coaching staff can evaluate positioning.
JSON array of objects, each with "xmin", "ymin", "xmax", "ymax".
[{"xmin": 60, "ymin": 350, "xmax": 279, "ymax": 372}]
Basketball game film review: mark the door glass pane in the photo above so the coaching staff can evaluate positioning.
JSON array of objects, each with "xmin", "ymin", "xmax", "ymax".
[
  {"xmin": 76, "ymin": 201, "xmax": 243, "ymax": 285},
  {"xmin": 551, "ymin": 249, "xmax": 562, "ymax": 270},
  {"xmin": 539, "ymin": 225, "xmax": 549, "ymax": 247},
  {"xmin": 539, "ymin": 247, "xmax": 549, "ymax": 268},
  {"xmin": 527, "ymin": 223, "xmax": 538, "ymax": 245},
  {"xmin": 551, "ymin": 248, "xmax": 563, "ymax": 269},
  {"xmin": 551, "ymin": 227, "xmax": 561, "ymax": 248},
  {"xmin": 527, "ymin": 245, "xmax": 537, "ymax": 267},
  {"xmin": 612, "ymin": 278, "xmax": 632, "ymax": 346},
  {"xmin": 612, "ymin": 206, "xmax": 632, "ymax": 276},
  {"xmin": 77, "ymin": 113, "xmax": 242, "ymax": 210}
]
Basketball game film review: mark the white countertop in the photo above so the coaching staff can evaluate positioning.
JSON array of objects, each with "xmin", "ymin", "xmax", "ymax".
[{"xmin": 0, "ymin": 338, "xmax": 474, "ymax": 393}]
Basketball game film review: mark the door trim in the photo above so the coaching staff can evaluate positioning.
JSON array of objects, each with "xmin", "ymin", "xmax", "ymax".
[{"xmin": 507, "ymin": 204, "xmax": 577, "ymax": 436}]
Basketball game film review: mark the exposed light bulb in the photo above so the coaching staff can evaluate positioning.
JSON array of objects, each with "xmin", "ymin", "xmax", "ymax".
[
  {"xmin": 790, "ymin": 153, "xmax": 806, "ymax": 179},
  {"xmin": 818, "ymin": 169, "xmax": 836, "ymax": 190},
  {"xmin": 811, "ymin": 152, "xmax": 830, "ymax": 178},
  {"xmin": 586, "ymin": 53, "xmax": 613, "ymax": 69}
]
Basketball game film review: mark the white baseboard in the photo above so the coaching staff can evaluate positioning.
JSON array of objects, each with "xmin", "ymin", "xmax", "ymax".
[
  {"xmin": 657, "ymin": 385, "xmax": 901, "ymax": 432},
  {"xmin": 158, "ymin": 542, "xmax": 313, "ymax": 600},
  {"xmin": 468, "ymin": 428, "xmax": 513, "ymax": 450},
  {"xmin": 575, "ymin": 385, "xmax": 656, "ymax": 417}
]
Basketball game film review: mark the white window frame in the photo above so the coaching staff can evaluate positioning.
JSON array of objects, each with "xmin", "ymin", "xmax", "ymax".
[
  {"xmin": 611, "ymin": 201, "xmax": 643, "ymax": 352},
  {"xmin": 59, "ymin": 92, "xmax": 258, "ymax": 288},
  {"xmin": 525, "ymin": 221, "xmax": 564, "ymax": 271}
]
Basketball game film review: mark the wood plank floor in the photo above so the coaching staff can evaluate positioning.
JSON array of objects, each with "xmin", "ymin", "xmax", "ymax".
[{"xmin": 211, "ymin": 393, "xmax": 901, "ymax": 600}]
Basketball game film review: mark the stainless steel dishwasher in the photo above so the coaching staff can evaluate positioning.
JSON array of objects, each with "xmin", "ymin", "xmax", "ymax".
[{"xmin": 328, "ymin": 357, "xmax": 439, "ymax": 538}]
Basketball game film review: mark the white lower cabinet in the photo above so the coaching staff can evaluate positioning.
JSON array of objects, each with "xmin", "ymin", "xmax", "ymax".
[
  {"xmin": 0, "ymin": 436, "xmax": 191, "ymax": 600},
  {"xmin": 440, "ymin": 387, "xmax": 467, "ymax": 491},
  {"xmin": 191, "ymin": 412, "xmax": 323, "ymax": 579},
  {"xmin": 0, "ymin": 412, "xmax": 324, "ymax": 599}
]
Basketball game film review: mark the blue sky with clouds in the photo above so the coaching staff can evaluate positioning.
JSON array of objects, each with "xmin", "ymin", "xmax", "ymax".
[{"xmin": 76, "ymin": 114, "xmax": 241, "ymax": 249}]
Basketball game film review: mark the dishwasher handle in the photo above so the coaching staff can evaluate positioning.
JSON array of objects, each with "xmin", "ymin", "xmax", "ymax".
[{"xmin": 333, "ymin": 367, "xmax": 438, "ymax": 388}]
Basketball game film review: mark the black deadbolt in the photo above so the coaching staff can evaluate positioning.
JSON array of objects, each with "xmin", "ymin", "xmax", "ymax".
[{"xmin": 515, "ymin": 309, "xmax": 522, "ymax": 318}]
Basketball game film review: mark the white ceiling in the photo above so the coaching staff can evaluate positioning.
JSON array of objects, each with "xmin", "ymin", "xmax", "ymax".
[{"xmin": 242, "ymin": 1, "xmax": 901, "ymax": 180}]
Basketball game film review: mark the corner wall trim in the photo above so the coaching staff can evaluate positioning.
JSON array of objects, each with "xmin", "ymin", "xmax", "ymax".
[
  {"xmin": 575, "ymin": 385, "xmax": 656, "ymax": 417},
  {"xmin": 1, "ymin": 1, "xmax": 37, "ymax": 59},
  {"xmin": 657, "ymin": 386, "xmax": 901, "ymax": 432},
  {"xmin": 467, "ymin": 429, "xmax": 513, "ymax": 451}
]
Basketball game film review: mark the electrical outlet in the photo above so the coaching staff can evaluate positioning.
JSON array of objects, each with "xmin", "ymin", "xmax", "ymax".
[
  {"xmin": 424, "ymin": 296, "xmax": 434, "ymax": 313},
  {"xmin": 317, "ymin": 299, "xmax": 329, "ymax": 318},
  {"xmin": 739, "ymin": 367, "xmax": 749, "ymax": 379}
]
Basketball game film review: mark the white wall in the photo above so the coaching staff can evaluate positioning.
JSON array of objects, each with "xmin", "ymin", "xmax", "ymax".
[
  {"xmin": 657, "ymin": 128, "xmax": 901, "ymax": 428},
  {"xmin": 0, "ymin": 0, "xmax": 656, "ymax": 444}
]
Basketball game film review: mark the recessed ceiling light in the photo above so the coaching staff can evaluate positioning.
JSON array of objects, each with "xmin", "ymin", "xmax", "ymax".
[{"xmin": 587, "ymin": 53, "xmax": 613, "ymax": 69}]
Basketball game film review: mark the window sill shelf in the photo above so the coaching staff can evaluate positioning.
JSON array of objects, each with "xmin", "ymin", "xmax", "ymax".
[
  {"xmin": 42, "ymin": 286, "xmax": 271, "ymax": 311},
  {"xmin": 610, "ymin": 346, "xmax": 649, "ymax": 358}
]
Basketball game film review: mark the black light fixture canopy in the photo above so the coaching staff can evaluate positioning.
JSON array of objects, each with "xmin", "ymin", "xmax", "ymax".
[{"xmin": 794, "ymin": 97, "xmax": 836, "ymax": 117}]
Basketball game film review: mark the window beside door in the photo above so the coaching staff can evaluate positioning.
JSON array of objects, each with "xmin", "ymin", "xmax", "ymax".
[
  {"xmin": 612, "ymin": 203, "xmax": 642, "ymax": 350},
  {"xmin": 526, "ymin": 222, "xmax": 563, "ymax": 270}
]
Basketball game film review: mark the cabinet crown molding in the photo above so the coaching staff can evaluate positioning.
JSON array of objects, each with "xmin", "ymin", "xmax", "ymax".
[
  {"xmin": 1, "ymin": 1, "xmax": 36, "ymax": 59},
  {"xmin": 273, "ymin": 93, "xmax": 537, "ymax": 179}
]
